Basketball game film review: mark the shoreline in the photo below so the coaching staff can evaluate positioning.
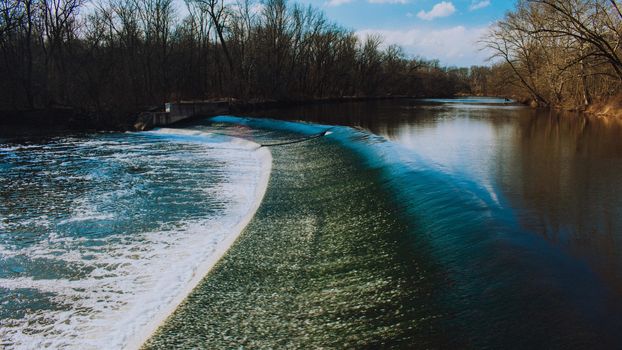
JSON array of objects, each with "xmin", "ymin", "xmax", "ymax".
[
  {"xmin": 0, "ymin": 96, "xmax": 444, "ymax": 133},
  {"xmin": 4, "ymin": 96, "xmax": 619, "ymax": 137},
  {"xmin": 124, "ymin": 132, "xmax": 273, "ymax": 350},
  {"xmin": 507, "ymin": 94, "xmax": 622, "ymax": 119}
]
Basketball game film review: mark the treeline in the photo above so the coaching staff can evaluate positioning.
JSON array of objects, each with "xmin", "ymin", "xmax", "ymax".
[
  {"xmin": 0, "ymin": 0, "xmax": 471, "ymax": 118},
  {"xmin": 480, "ymin": 0, "xmax": 622, "ymax": 109}
]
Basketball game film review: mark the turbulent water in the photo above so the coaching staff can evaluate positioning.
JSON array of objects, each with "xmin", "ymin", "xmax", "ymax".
[
  {"xmin": 0, "ymin": 130, "xmax": 270, "ymax": 349},
  {"xmin": 2, "ymin": 98, "xmax": 622, "ymax": 349}
]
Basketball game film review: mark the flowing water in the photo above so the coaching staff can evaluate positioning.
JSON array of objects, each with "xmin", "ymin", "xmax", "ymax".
[
  {"xmin": 2, "ymin": 98, "xmax": 622, "ymax": 348},
  {"xmin": 252, "ymin": 98, "xmax": 622, "ymax": 295},
  {"xmin": 0, "ymin": 130, "xmax": 271, "ymax": 348}
]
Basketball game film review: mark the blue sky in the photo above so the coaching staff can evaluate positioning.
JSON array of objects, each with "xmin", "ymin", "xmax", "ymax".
[{"xmin": 298, "ymin": 0, "xmax": 516, "ymax": 66}]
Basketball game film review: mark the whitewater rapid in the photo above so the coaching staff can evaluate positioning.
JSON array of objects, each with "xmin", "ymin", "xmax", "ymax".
[{"xmin": 0, "ymin": 128, "xmax": 272, "ymax": 349}]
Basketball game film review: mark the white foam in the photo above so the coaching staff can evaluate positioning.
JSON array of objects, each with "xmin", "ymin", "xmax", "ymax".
[
  {"xmin": 126, "ymin": 131, "xmax": 272, "ymax": 350},
  {"xmin": 148, "ymin": 128, "xmax": 262, "ymax": 151},
  {"xmin": 58, "ymin": 213, "xmax": 115, "ymax": 224},
  {"xmin": 0, "ymin": 130, "xmax": 272, "ymax": 350}
]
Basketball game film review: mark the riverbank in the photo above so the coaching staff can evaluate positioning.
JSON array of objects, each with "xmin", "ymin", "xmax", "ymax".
[
  {"xmin": 0, "ymin": 96, "xmax": 434, "ymax": 133},
  {"xmin": 585, "ymin": 95, "xmax": 622, "ymax": 120},
  {"xmin": 134, "ymin": 96, "xmax": 423, "ymax": 131},
  {"xmin": 0, "ymin": 107, "xmax": 136, "ymax": 132},
  {"xmin": 508, "ymin": 94, "xmax": 622, "ymax": 120},
  {"xmin": 5, "ymin": 95, "xmax": 618, "ymax": 137}
]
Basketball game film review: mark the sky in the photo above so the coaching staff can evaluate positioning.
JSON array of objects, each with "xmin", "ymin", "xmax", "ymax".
[{"xmin": 298, "ymin": 0, "xmax": 516, "ymax": 67}]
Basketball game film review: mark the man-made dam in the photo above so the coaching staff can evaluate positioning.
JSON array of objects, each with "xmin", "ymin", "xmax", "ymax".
[
  {"xmin": 2, "ymin": 98, "xmax": 622, "ymax": 349},
  {"xmin": 134, "ymin": 101, "xmax": 230, "ymax": 130}
]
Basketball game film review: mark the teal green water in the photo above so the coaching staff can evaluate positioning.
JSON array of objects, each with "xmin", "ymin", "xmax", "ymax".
[
  {"xmin": 145, "ymin": 115, "xmax": 622, "ymax": 348},
  {"xmin": 3, "ymin": 99, "xmax": 622, "ymax": 349},
  {"xmin": 0, "ymin": 131, "xmax": 268, "ymax": 348},
  {"xmin": 145, "ymin": 121, "xmax": 452, "ymax": 348}
]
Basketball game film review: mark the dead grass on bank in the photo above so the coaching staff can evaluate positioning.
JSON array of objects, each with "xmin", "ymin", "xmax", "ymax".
[{"xmin": 586, "ymin": 94, "xmax": 622, "ymax": 120}]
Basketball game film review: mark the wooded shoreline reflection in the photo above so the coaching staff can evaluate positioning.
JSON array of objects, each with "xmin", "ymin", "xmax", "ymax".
[{"xmin": 510, "ymin": 111, "xmax": 622, "ymax": 292}]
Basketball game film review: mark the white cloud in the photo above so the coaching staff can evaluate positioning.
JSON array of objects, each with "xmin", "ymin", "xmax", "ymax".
[
  {"xmin": 469, "ymin": 0, "xmax": 490, "ymax": 11},
  {"xmin": 416, "ymin": 1, "xmax": 456, "ymax": 20},
  {"xmin": 368, "ymin": 0, "xmax": 408, "ymax": 4},
  {"xmin": 356, "ymin": 25, "xmax": 493, "ymax": 66},
  {"xmin": 326, "ymin": 0, "xmax": 353, "ymax": 6}
]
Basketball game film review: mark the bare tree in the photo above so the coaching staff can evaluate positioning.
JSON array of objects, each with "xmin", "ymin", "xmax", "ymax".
[
  {"xmin": 1, "ymin": 0, "xmax": 474, "ymax": 120},
  {"xmin": 482, "ymin": 0, "xmax": 622, "ymax": 108}
]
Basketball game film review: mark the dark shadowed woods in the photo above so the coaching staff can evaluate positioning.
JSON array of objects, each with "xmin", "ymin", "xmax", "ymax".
[
  {"xmin": 0, "ymin": 0, "xmax": 472, "ymax": 126},
  {"xmin": 2, "ymin": 0, "xmax": 621, "ymax": 127}
]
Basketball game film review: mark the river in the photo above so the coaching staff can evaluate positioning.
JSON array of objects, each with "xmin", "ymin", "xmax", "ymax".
[
  {"xmin": 252, "ymin": 97, "xmax": 622, "ymax": 296},
  {"xmin": 2, "ymin": 98, "xmax": 622, "ymax": 348}
]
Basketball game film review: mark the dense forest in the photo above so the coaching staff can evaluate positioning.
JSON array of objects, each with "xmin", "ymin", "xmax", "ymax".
[
  {"xmin": 0, "ymin": 0, "xmax": 472, "ymax": 123},
  {"xmin": 2, "ymin": 0, "xmax": 620, "ymax": 126},
  {"xmin": 478, "ymin": 0, "xmax": 622, "ymax": 111}
]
